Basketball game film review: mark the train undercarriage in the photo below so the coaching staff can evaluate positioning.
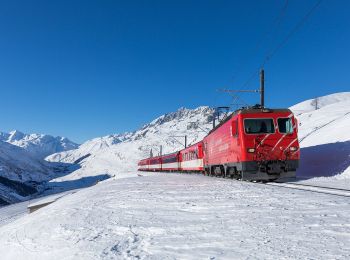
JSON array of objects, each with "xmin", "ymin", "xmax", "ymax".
[{"xmin": 204, "ymin": 159, "xmax": 298, "ymax": 181}]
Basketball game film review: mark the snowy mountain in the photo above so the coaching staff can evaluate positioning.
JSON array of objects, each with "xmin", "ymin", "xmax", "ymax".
[
  {"xmin": 0, "ymin": 130, "xmax": 78, "ymax": 159},
  {"xmin": 46, "ymin": 106, "xmax": 214, "ymax": 182},
  {"xmin": 0, "ymin": 141, "xmax": 56, "ymax": 205},
  {"xmin": 0, "ymin": 131, "xmax": 78, "ymax": 204}
]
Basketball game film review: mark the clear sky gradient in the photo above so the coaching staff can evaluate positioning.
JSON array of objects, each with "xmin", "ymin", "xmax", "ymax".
[{"xmin": 0, "ymin": 0, "xmax": 349, "ymax": 143}]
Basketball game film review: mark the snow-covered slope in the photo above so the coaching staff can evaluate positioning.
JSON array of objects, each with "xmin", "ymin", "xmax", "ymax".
[
  {"xmin": 290, "ymin": 92, "xmax": 350, "ymax": 181},
  {"xmin": 0, "ymin": 130, "xmax": 78, "ymax": 159},
  {"xmin": 0, "ymin": 131, "xmax": 79, "ymax": 204},
  {"xmin": 291, "ymin": 97, "xmax": 350, "ymax": 147},
  {"xmin": 0, "ymin": 141, "xmax": 51, "ymax": 183},
  {"xmin": 0, "ymin": 141, "xmax": 57, "ymax": 204},
  {"xmin": 290, "ymin": 92, "xmax": 350, "ymax": 115}
]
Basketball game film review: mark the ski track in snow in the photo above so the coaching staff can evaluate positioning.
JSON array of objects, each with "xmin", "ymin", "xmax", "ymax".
[{"xmin": 0, "ymin": 173, "xmax": 349, "ymax": 260}]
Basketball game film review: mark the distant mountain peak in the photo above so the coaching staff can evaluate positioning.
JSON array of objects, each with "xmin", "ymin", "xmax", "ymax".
[
  {"xmin": 8, "ymin": 130, "xmax": 25, "ymax": 142},
  {"xmin": 0, "ymin": 130, "xmax": 79, "ymax": 159}
]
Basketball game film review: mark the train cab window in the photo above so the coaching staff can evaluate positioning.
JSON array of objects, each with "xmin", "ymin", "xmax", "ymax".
[
  {"xmin": 244, "ymin": 119, "xmax": 275, "ymax": 134},
  {"xmin": 278, "ymin": 118, "xmax": 293, "ymax": 134}
]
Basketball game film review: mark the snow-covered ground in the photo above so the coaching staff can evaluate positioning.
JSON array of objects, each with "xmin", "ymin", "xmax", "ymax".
[{"xmin": 0, "ymin": 173, "xmax": 349, "ymax": 260}]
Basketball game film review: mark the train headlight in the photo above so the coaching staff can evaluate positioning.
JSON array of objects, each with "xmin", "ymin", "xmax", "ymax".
[
  {"xmin": 247, "ymin": 148, "xmax": 255, "ymax": 153},
  {"xmin": 290, "ymin": 146, "xmax": 298, "ymax": 152}
]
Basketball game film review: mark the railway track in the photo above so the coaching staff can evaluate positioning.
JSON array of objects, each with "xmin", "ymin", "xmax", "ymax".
[
  {"xmin": 265, "ymin": 181, "xmax": 350, "ymax": 198},
  {"xmin": 153, "ymin": 172, "xmax": 350, "ymax": 198}
]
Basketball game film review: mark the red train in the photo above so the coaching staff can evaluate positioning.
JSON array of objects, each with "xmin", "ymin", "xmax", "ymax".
[{"xmin": 138, "ymin": 106, "xmax": 300, "ymax": 181}]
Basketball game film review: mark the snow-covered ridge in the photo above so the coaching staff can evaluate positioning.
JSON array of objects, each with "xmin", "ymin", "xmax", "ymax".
[
  {"xmin": 290, "ymin": 92, "xmax": 350, "ymax": 115},
  {"xmin": 0, "ymin": 130, "xmax": 78, "ymax": 159}
]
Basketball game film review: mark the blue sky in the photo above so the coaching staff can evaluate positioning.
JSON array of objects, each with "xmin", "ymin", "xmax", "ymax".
[{"xmin": 0, "ymin": 0, "xmax": 349, "ymax": 143}]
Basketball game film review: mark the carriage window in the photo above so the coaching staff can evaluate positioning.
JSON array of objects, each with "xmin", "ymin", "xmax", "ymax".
[
  {"xmin": 278, "ymin": 118, "xmax": 293, "ymax": 134},
  {"xmin": 244, "ymin": 119, "xmax": 275, "ymax": 134}
]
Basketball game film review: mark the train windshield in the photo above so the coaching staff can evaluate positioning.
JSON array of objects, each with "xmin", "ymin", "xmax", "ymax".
[
  {"xmin": 278, "ymin": 118, "xmax": 294, "ymax": 134},
  {"xmin": 244, "ymin": 118, "xmax": 275, "ymax": 134}
]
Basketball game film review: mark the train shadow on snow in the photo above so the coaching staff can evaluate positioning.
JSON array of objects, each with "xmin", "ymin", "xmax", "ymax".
[{"xmin": 296, "ymin": 141, "xmax": 350, "ymax": 179}]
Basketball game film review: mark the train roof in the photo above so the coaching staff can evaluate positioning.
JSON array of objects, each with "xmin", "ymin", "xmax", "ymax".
[
  {"xmin": 207, "ymin": 106, "xmax": 293, "ymax": 135},
  {"xmin": 237, "ymin": 107, "xmax": 292, "ymax": 114}
]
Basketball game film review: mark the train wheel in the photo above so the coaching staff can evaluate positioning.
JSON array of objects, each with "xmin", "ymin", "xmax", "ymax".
[
  {"xmin": 227, "ymin": 167, "xmax": 235, "ymax": 179},
  {"xmin": 233, "ymin": 170, "xmax": 242, "ymax": 180},
  {"xmin": 205, "ymin": 168, "xmax": 210, "ymax": 176}
]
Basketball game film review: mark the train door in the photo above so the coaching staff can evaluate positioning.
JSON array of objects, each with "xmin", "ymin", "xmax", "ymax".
[
  {"xmin": 231, "ymin": 117, "xmax": 241, "ymax": 161},
  {"xmin": 203, "ymin": 141, "xmax": 209, "ymax": 166}
]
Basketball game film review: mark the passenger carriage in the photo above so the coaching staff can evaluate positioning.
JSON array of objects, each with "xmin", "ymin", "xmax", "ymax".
[{"xmin": 179, "ymin": 142, "xmax": 204, "ymax": 172}]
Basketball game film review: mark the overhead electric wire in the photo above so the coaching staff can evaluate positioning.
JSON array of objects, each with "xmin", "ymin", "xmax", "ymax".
[
  {"xmin": 260, "ymin": 0, "xmax": 323, "ymax": 67},
  {"xmin": 225, "ymin": 0, "xmax": 289, "ymax": 107},
  {"xmin": 231, "ymin": 0, "xmax": 289, "ymax": 83},
  {"xmin": 240, "ymin": 0, "xmax": 323, "ymax": 90}
]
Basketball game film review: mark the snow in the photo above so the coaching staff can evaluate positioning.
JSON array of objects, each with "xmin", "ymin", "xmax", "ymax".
[
  {"xmin": 0, "ymin": 130, "xmax": 78, "ymax": 159},
  {"xmin": 290, "ymin": 92, "xmax": 350, "ymax": 184},
  {"xmin": 292, "ymin": 99, "xmax": 350, "ymax": 148},
  {"xmin": 0, "ymin": 140, "xmax": 51, "ymax": 183},
  {"xmin": 0, "ymin": 174, "xmax": 349, "ymax": 259},
  {"xmin": 290, "ymin": 92, "xmax": 350, "ymax": 115}
]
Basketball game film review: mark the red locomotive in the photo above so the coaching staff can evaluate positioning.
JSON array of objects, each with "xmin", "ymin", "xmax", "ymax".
[{"xmin": 138, "ymin": 106, "xmax": 300, "ymax": 181}]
